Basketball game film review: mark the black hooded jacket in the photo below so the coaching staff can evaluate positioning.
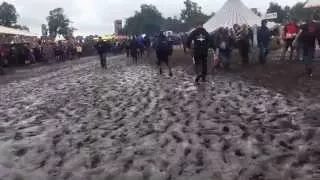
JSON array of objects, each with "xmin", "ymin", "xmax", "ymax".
[{"xmin": 187, "ymin": 27, "xmax": 211, "ymax": 56}]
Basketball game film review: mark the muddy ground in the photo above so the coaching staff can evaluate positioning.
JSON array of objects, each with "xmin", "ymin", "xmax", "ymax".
[{"xmin": 0, "ymin": 51, "xmax": 320, "ymax": 180}]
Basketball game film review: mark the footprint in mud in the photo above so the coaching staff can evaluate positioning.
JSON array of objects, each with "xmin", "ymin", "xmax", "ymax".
[
  {"xmin": 185, "ymin": 120, "xmax": 190, "ymax": 127},
  {"xmin": 14, "ymin": 132, "xmax": 24, "ymax": 141},
  {"xmin": 171, "ymin": 131, "xmax": 183, "ymax": 143},
  {"xmin": 123, "ymin": 158, "xmax": 134, "ymax": 172},
  {"xmin": 90, "ymin": 153, "xmax": 101, "ymax": 169},
  {"xmin": 14, "ymin": 147, "xmax": 28, "ymax": 157},
  {"xmin": 160, "ymin": 137, "xmax": 170, "ymax": 148},
  {"xmin": 195, "ymin": 150, "xmax": 204, "ymax": 166},
  {"xmin": 201, "ymin": 138, "xmax": 211, "ymax": 149},
  {"xmin": 235, "ymin": 149, "xmax": 245, "ymax": 157}
]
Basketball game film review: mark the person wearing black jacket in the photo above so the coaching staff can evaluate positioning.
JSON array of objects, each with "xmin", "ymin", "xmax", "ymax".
[
  {"xmin": 187, "ymin": 22, "xmax": 211, "ymax": 83},
  {"xmin": 296, "ymin": 17, "xmax": 320, "ymax": 77},
  {"xmin": 156, "ymin": 32, "xmax": 173, "ymax": 76},
  {"xmin": 130, "ymin": 37, "xmax": 139, "ymax": 64},
  {"xmin": 258, "ymin": 20, "xmax": 271, "ymax": 64},
  {"xmin": 95, "ymin": 37, "xmax": 106, "ymax": 68}
]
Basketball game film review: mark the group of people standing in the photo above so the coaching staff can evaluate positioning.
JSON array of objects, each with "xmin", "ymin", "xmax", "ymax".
[
  {"xmin": 125, "ymin": 36, "xmax": 151, "ymax": 63},
  {"xmin": 280, "ymin": 17, "xmax": 320, "ymax": 77},
  {"xmin": 53, "ymin": 41, "xmax": 83, "ymax": 62},
  {"xmin": 93, "ymin": 17, "xmax": 319, "ymax": 82},
  {"xmin": 186, "ymin": 16, "xmax": 319, "ymax": 83},
  {"xmin": 185, "ymin": 20, "xmax": 272, "ymax": 84}
]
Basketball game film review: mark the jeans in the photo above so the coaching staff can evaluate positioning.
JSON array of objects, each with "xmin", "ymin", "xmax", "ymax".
[
  {"xmin": 194, "ymin": 55, "xmax": 208, "ymax": 80},
  {"xmin": 296, "ymin": 42, "xmax": 303, "ymax": 61},
  {"xmin": 99, "ymin": 53, "xmax": 106, "ymax": 68},
  {"xmin": 303, "ymin": 46, "xmax": 315, "ymax": 76},
  {"xmin": 219, "ymin": 51, "xmax": 230, "ymax": 69},
  {"xmin": 239, "ymin": 41, "xmax": 249, "ymax": 65},
  {"xmin": 259, "ymin": 45, "xmax": 269, "ymax": 64},
  {"xmin": 281, "ymin": 38, "xmax": 295, "ymax": 60}
]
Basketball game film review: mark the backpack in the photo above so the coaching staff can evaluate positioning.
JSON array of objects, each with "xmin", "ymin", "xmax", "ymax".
[{"xmin": 157, "ymin": 38, "xmax": 172, "ymax": 55}]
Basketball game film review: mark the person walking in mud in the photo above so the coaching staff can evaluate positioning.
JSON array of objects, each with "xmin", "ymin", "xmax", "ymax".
[
  {"xmin": 280, "ymin": 19, "xmax": 298, "ymax": 61},
  {"xmin": 187, "ymin": 21, "xmax": 211, "ymax": 84},
  {"xmin": 156, "ymin": 31, "xmax": 173, "ymax": 76},
  {"xmin": 125, "ymin": 39, "xmax": 131, "ymax": 58},
  {"xmin": 258, "ymin": 20, "xmax": 271, "ymax": 64},
  {"xmin": 95, "ymin": 37, "xmax": 106, "ymax": 68},
  {"xmin": 130, "ymin": 37, "xmax": 139, "ymax": 64},
  {"xmin": 144, "ymin": 35, "xmax": 151, "ymax": 57},
  {"xmin": 294, "ymin": 16, "xmax": 320, "ymax": 77}
]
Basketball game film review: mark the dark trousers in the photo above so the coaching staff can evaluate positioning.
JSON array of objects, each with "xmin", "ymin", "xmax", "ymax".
[
  {"xmin": 281, "ymin": 38, "xmax": 295, "ymax": 61},
  {"xmin": 259, "ymin": 45, "xmax": 269, "ymax": 64},
  {"xmin": 0, "ymin": 57, "xmax": 4, "ymax": 75},
  {"xmin": 131, "ymin": 51, "xmax": 138, "ymax": 64},
  {"xmin": 239, "ymin": 41, "xmax": 249, "ymax": 65},
  {"xmin": 157, "ymin": 55, "xmax": 172, "ymax": 74},
  {"xmin": 126, "ymin": 48, "xmax": 130, "ymax": 57},
  {"xmin": 303, "ymin": 45, "xmax": 315, "ymax": 76},
  {"xmin": 99, "ymin": 53, "xmax": 106, "ymax": 68},
  {"xmin": 194, "ymin": 55, "xmax": 208, "ymax": 79}
]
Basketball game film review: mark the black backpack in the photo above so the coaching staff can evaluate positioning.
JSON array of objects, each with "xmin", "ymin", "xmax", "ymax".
[{"xmin": 157, "ymin": 38, "xmax": 172, "ymax": 55}]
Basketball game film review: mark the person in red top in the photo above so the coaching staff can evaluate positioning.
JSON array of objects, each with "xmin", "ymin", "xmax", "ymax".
[{"xmin": 281, "ymin": 19, "xmax": 299, "ymax": 61}]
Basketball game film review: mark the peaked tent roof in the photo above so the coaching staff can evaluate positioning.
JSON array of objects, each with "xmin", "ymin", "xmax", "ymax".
[
  {"xmin": 304, "ymin": 0, "xmax": 320, "ymax": 8},
  {"xmin": 203, "ymin": 0, "xmax": 262, "ymax": 33}
]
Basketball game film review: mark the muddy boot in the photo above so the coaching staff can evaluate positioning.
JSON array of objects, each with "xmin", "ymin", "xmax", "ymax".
[
  {"xmin": 202, "ymin": 75, "xmax": 206, "ymax": 82},
  {"xmin": 308, "ymin": 68, "xmax": 313, "ymax": 77},
  {"xmin": 169, "ymin": 71, "xmax": 173, "ymax": 77},
  {"xmin": 195, "ymin": 75, "xmax": 201, "ymax": 84},
  {"xmin": 159, "ymin": 68, "xmax": 163, "ymax": 75}
]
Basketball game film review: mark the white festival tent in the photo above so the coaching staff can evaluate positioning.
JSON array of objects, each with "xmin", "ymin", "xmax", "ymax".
[
  {"xmin": 0, "ymin": 25, "xmax": 38, "ymax": 37},
  {"xmin": 55, "ymin": 35, "xmax": 66, "ymax": 42},
  {"xmin": 203, "ymin": 0, "xmax": 262, "ymax": 33},
  {"xmin": 304, "ymin": 0, "xmax": 320, "ymax": 8}
]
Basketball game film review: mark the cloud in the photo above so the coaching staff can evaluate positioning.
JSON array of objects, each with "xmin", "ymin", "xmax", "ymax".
[{"xmin": 2, "ymin": 0, "xmax": 301, "ymax": 36}]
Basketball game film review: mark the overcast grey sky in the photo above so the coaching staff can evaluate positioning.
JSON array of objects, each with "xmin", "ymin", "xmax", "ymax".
[{"xmin": 3, "ymin": 0, "xmax": 301, "ymax": 36}]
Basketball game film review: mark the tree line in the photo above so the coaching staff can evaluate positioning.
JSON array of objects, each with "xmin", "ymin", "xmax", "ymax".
[
  {"xmin": 123, "ymin": 0, "xmax": 212, "ymax": 35},
  {"xmin": 0, "ymin": 0, "xmax": 319, "ymax": 38},
  {"xmin": 123, "ymin": 0, "xmax": 320, "ymax": 35},
  {"xmin": 0, "ymin": 2, "xmax": 29, "ymax": 31},
  {"xmin": 266, "ymin": 2, "xmax": 320, "ymax": 23},
  {"xmin": 0, "ymin": 1, "xmax": 74, "ymax": 38}
]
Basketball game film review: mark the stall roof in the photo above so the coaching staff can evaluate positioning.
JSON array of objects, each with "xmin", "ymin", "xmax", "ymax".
[{"xmin": 0, "ymin": 25, "xmax": 38, "ymax": 37}]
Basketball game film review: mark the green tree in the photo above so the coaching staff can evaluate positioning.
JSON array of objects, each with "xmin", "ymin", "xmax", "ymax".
[
  {"xmin": 12, "ymin": 24, "xmax": 29, "ymax": 31},
  {"xmin": 41, "ymin": 24, "xmax": 48, "ymax": 36},
  {"xmin": 180, "ymin": 0, "xmax": 210, "ymax": 29},
  {"xmin": 267, "ymin": 2, "xmax": 286, "ymax": 23},
  {"xmin": 46, "ymin": 8, "xmax": 71, "ymax": 38},
  {"xmin": 251, "ymin": 8, "xmax": 262, "ymax": 17},
  {"xmin": 0, "ymin": 2, "xmax": 18, "ymax": 26},
  {"xmin": 290, "ymin": 2, "xmax": 320, "ymax": 21},
  {"xmin": 75, "ymin": 35, "xmax": 84, "ymax": 43},
  {"xmin": 163, "ymin": 16, "xmax": 186, "ymax": 32},
  {"xmin": 124, "ymin": 4, "xmax": 163, "ymax": 35}
]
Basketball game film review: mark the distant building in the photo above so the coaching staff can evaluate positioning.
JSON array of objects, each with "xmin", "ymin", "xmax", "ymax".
[{"xmin": 114, "ymin": 20, "xmax": 122, "ymax": 35}]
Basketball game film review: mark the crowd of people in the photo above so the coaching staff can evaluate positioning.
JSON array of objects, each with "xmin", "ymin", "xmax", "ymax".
[
  {"xmin": 94, "ymin": 16, "xmax": 319, "ymax": 84},
  {"xmin": 95, "ymin": 35, "xmax": 153, "ymax": 68},
  {"xmin": 0, "ymin": 37, "xmax": 129, "ymax": 74},
  {"xmin": 1, "ymin": 16, "xmax": 319, "ymax": 79},
  {"xmin": 185, "ymin": 16, "xmax": 319, "ymax": 83}
]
